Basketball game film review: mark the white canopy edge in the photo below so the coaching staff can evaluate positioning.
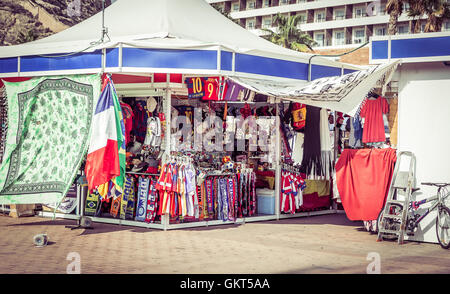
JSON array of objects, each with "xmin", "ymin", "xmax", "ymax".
[{"xmin": 229, "ymin": 60, "xmax": 401, "ymax": 116}]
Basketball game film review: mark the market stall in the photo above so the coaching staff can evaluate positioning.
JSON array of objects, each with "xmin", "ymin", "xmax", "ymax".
[{"xmin": 0, "ymin": 0, "xmax": 398, "ymax": 230}]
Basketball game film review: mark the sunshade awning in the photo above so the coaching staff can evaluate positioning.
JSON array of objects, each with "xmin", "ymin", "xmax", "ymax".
[{"xmin": 230, "ymin": 60, "xmax": 400, "ymax": 116}]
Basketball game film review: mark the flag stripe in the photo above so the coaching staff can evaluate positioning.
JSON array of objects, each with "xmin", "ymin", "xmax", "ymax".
[{"xmin": 87, "ymin": 107, "xmax": 118, "ymax": 153}]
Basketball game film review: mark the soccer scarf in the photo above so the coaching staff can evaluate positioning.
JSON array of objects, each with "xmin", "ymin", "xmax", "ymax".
[
  {"xmin": 110, "ymin": 196, "xmax": 121, "ymax": 218},
  {"xmin": 125, "ymin": 178, "xmax": 135, "ymax": 220},
  {"xmin": 227, "ymin": 177, "xmax": 236, "ymax": 221},
  {"xmin": 145, "ymin": 179, "xmax": 158, "ymax": 223},
  {"xmin": 120, "ymin": 176, "xmax": 134, "ymax": 220},
  {"xmin": 220, "ymin": 178, "xmax": 229, "ymax": 221},
  {"xmin": 85, "ymin": 191, "xmax": 100, "ymax": 216},
  {"xmin": 135, "ymin": 177, "xmax": 150, "ymax": 222},
  {"xmin": 206, "ymin": 178, "xmax": 214, "ymax": 218}
]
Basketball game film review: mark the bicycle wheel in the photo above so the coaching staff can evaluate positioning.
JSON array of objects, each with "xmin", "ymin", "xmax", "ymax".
[
  {"xmin": 436, "ymin": 206, "xmax": 450, "ymax": 249},
  {"xmin": 376, "ymin": 203, "xmax": 403, "ymax": 240}
]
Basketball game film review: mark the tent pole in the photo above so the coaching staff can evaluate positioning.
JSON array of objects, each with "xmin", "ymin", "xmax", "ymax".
[
  {"xmin": 162, "ymin": 86, "xmax": 172, "ymax": 231},
  {"xmin": 275, "ymin": 102, "xmax": 281, "ymax": 220}
]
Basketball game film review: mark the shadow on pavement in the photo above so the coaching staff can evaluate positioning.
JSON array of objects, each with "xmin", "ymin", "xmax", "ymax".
[{"xmin": 5, "ymin": 218, "xmax": 161, "ymax": 236}]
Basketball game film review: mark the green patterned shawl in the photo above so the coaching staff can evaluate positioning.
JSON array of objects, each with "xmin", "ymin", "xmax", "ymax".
[{"xmin": 0, "ymin": 75, "xmax": 101, "ymax": 204}]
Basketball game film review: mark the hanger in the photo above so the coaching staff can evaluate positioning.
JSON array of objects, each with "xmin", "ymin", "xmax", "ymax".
[{"xmin": 367, "ymin": 90, "xmax": 379, "ymax": 100}]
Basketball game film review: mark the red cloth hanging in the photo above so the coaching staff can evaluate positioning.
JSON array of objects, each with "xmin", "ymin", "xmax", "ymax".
[{"xmin": 336, "ymin": 148, "xmax": 397, "ymax": 221}]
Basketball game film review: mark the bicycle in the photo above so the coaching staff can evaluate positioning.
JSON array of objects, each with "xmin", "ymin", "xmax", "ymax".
[{"xmin": 377, "ymin": 182, "xmax": 450, "ymax": 249}]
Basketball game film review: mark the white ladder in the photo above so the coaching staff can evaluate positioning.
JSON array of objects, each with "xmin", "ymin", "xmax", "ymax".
[{"xmin": 377, "ymin": 151, "xmax": 416, "ymax": 245}]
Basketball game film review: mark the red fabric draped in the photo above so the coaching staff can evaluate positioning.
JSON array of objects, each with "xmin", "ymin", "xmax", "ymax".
[{"xmin": 336, "ymin": 148, "xmax": 397, "ymax": 221}]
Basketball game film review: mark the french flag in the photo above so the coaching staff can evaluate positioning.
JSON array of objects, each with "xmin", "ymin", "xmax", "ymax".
[{"xmin": 85, "ymin": 76, "xmax": 126, "ymax": 192}]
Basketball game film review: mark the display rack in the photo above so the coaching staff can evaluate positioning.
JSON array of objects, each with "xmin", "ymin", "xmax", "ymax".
[{"xmin": 36, "ymin": 82, "xmax": 339, "ymax": 230}]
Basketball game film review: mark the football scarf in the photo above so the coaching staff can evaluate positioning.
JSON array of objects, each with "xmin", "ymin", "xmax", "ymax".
[
  {"xmin": 120, "ymin": 176, "xmax": 134, "ymax": 220},
  {"xmin": 85, "ymin": 191, "xmax": 100, "ymax": 216},
  {"xmin": 145, "ymin": 179, "xmax": 158, "ymax": 223},
  {"xmin": 135, "ymin": 177, "xmax": 150, "ymax": 222},
  {"xmin": 227, "ymin": 177, "xmax": 236, "ymax": 221},
  {"xmin": 110, "ymin": 196, "xmax": 121, "ymax": 218}
]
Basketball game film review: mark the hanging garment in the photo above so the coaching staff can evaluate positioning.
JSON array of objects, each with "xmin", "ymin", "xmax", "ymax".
[
  {"xmin": 292, "ymin": 133, "xmax": 304, "ymax": 164},
  {"xmin": 143, "ymin": 116, "xmax": 162, "ymax": 148},
  {"xmin": 291, "ymin": 103, "xmax": 307, "ymax": 131},
  {"xmin": 224, "ymin": 80, "xmax": 245, "ymax": 101},
  {"xmin": 120, "ymin": 102, "xmax": 134, "ymax": 145},
  {"xmin": 360, "ymin": 97, "xmax": 389, "ymax": 143},
  {"xmin": 300, "ymin": 105, "xmax": 322, "ymax": 178},
  {"xmin": 185, "ymin": 77, "xmax": 207, "ymax": 98},
  {"xmin": 336, "ymin": 148, "xmax": 397, "ymax": 221},
  {"xmin": 132, "ymin": 100, "xmax": 150, "ymax": 143},
  {"xmin": 320, "ymin": 108, "xmax": 333, "ymax": 181},
  {"xmin": 348, "ymin": 117, "xmax": 362, "ymax": 148}
]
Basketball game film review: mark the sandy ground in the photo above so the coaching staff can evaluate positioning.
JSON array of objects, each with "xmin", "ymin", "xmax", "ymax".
[{"xmin": 0, "ymin": 213, "xmax": 449, "ymax": 274}]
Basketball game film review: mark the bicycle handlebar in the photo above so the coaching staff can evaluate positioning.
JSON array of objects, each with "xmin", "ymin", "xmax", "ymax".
[{"xmin": 421, "ymin": 182, "xmax": 450, "ymax": 187}]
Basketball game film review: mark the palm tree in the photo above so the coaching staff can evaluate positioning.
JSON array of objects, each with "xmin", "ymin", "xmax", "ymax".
[
  {"xmin": 387, "ymin": 0, "xmax": 405, "ymax": 35},
  {"xmin": 261, "ymin": 13, "xmax": 317, "ymax": 52},
  {"xmin": 407, "ymin": 0, "xmax": 450, "ymax": 32}
]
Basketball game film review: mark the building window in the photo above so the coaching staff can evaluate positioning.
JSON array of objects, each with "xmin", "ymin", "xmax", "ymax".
[
  {"xmin": 297, "ymin": 13, "xmax": 307, "ymax": 24},
  {"xmin": 315, "ymin": 10, "xmax": 325, "ymax": 22},
  {"xmin": 280, "ymin": 0, "xmax": 289, "ymax": 5},
  {"xmin": 403, "ymin": 2, "xmax": 410, "ymax": 12},
  {"xmin": 314, "ymin": 32, "xmax": 325, "ymax": 47},
  {"xmin": 375, "ymin": 26, "xmax": 386, "ymax": 36},
  {"xmin": 334, "ymin": 30, "xmax": 345, "ymax": 45},
  {"xmin": 247, "ymin": 0, "xmax": 256, "ymax": 10},
  {"xmin": 262, "ymin": 17, "xmax": 272, "ymax": 28},
  {"xmin": 232, "ymin": 2, "xmax": 240, "ymax": 12},
  {"xmin": 263, "ymin": 0, "xmax": 270, "ymax": 7},
  {"xmin": 398, "ymin": 25, "xmax": 408, "ymax": 34},
  {"xmin": 334, "ymin": 9, "xmax": 345, "ymax": 20},
  {"xmin": 353, "ymin": 29, "xmax": 365, "ymax": 43},
  {"xmin": 354, "ymin": 6, "xmax": 365, "ymax": 18},
  {"xmin": 246, "ymin": 19, "xmax": 256, "ymax": 30}
]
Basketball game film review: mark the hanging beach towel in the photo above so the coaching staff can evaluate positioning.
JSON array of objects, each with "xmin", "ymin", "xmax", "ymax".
[{"xmin": 0, "ymin": 75, "xmax": 101, "ymax": 205}]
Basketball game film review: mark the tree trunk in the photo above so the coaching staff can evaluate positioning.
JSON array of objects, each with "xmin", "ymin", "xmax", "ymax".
[{"xmin": 388, "ymin": 11, "xmax": 399, "ymax": 35}]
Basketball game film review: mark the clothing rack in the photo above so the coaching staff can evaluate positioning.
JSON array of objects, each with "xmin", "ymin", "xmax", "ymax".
[{"xmin": 126, "ymin": 172, "xmax": 159, "ymax": 177}]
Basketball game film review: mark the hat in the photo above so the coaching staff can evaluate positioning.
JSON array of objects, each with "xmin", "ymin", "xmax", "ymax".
[{"xmin": 146, "ymin": 97, "xmax": 157, "ymax": 112}]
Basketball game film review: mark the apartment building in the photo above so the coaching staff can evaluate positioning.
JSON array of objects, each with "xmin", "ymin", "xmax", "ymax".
[{"xmin": 207, "ymin": 0, "xmax": 450, "ymax": 50}]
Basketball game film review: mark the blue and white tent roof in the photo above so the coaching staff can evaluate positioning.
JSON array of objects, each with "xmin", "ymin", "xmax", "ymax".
[{"xmin": 0, "ymin": 0, "xmax": 360, "ymax": 81}]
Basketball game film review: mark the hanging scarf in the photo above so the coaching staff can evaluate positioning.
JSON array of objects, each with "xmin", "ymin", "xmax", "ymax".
[
  {"xmin": 320, "ymin": 108, "xmax": 333, "ymax": 181},
  {"xmin": 300, "ymin": 105, "xmax": 323, "ymax": 179},
  {"xmin": 135, "ymin": 177, "xmax": 150, "ymax": 222},
  {"xmin": 145, "ymin": 179, "xmax": 159, "ymax": 223}
]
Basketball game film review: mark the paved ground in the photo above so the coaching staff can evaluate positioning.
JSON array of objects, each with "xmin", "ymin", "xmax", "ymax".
[{"xmin": 0, "ymin": 213, "xmax": 449, "ymax": 274}]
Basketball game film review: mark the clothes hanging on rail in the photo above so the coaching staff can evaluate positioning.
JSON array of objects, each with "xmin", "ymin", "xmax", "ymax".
[
  {"xmin": 280, "ymin": 168, "xmax": 306, "ymax": 214},
  {"xmin": 156, "ymin": 159, "xmax": 197, "ymax": 219}
]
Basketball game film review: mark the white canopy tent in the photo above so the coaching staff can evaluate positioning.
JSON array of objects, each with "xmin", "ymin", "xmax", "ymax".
[
  {"xmin": 0, "ymin": 0, "xmax": 399, "ymax": 230},
  {"xmin": 0, "ymin": 0, "xmax": 398, "ymax": 116}
]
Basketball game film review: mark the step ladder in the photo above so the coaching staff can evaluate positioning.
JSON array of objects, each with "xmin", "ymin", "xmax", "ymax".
[{"xmin": 377, "ymin": 151, "xmax": 416, "ymax": 245}]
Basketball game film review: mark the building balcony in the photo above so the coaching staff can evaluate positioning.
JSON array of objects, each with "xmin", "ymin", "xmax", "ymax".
[{"xmin": 226, "ymin": 0, "xmax": 373, "ymax": 18}]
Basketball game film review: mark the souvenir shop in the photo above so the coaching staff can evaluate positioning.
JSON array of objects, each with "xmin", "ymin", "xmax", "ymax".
[
  {"xmin": 0, "ymin": 0, "xmax": 401, "ymax": 231},
  {"xmin": 38, "ymin": 73, "xmax": 346, "ymax": 230},
  {"xmin": 31, "ymin": 65, "xmax": 398, "ymax": 231}
]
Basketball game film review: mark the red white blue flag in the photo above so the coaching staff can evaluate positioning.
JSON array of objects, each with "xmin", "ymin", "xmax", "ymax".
[{"xmin": 85, "ymin": 76, "xmax": 126, "ymax": 192}]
